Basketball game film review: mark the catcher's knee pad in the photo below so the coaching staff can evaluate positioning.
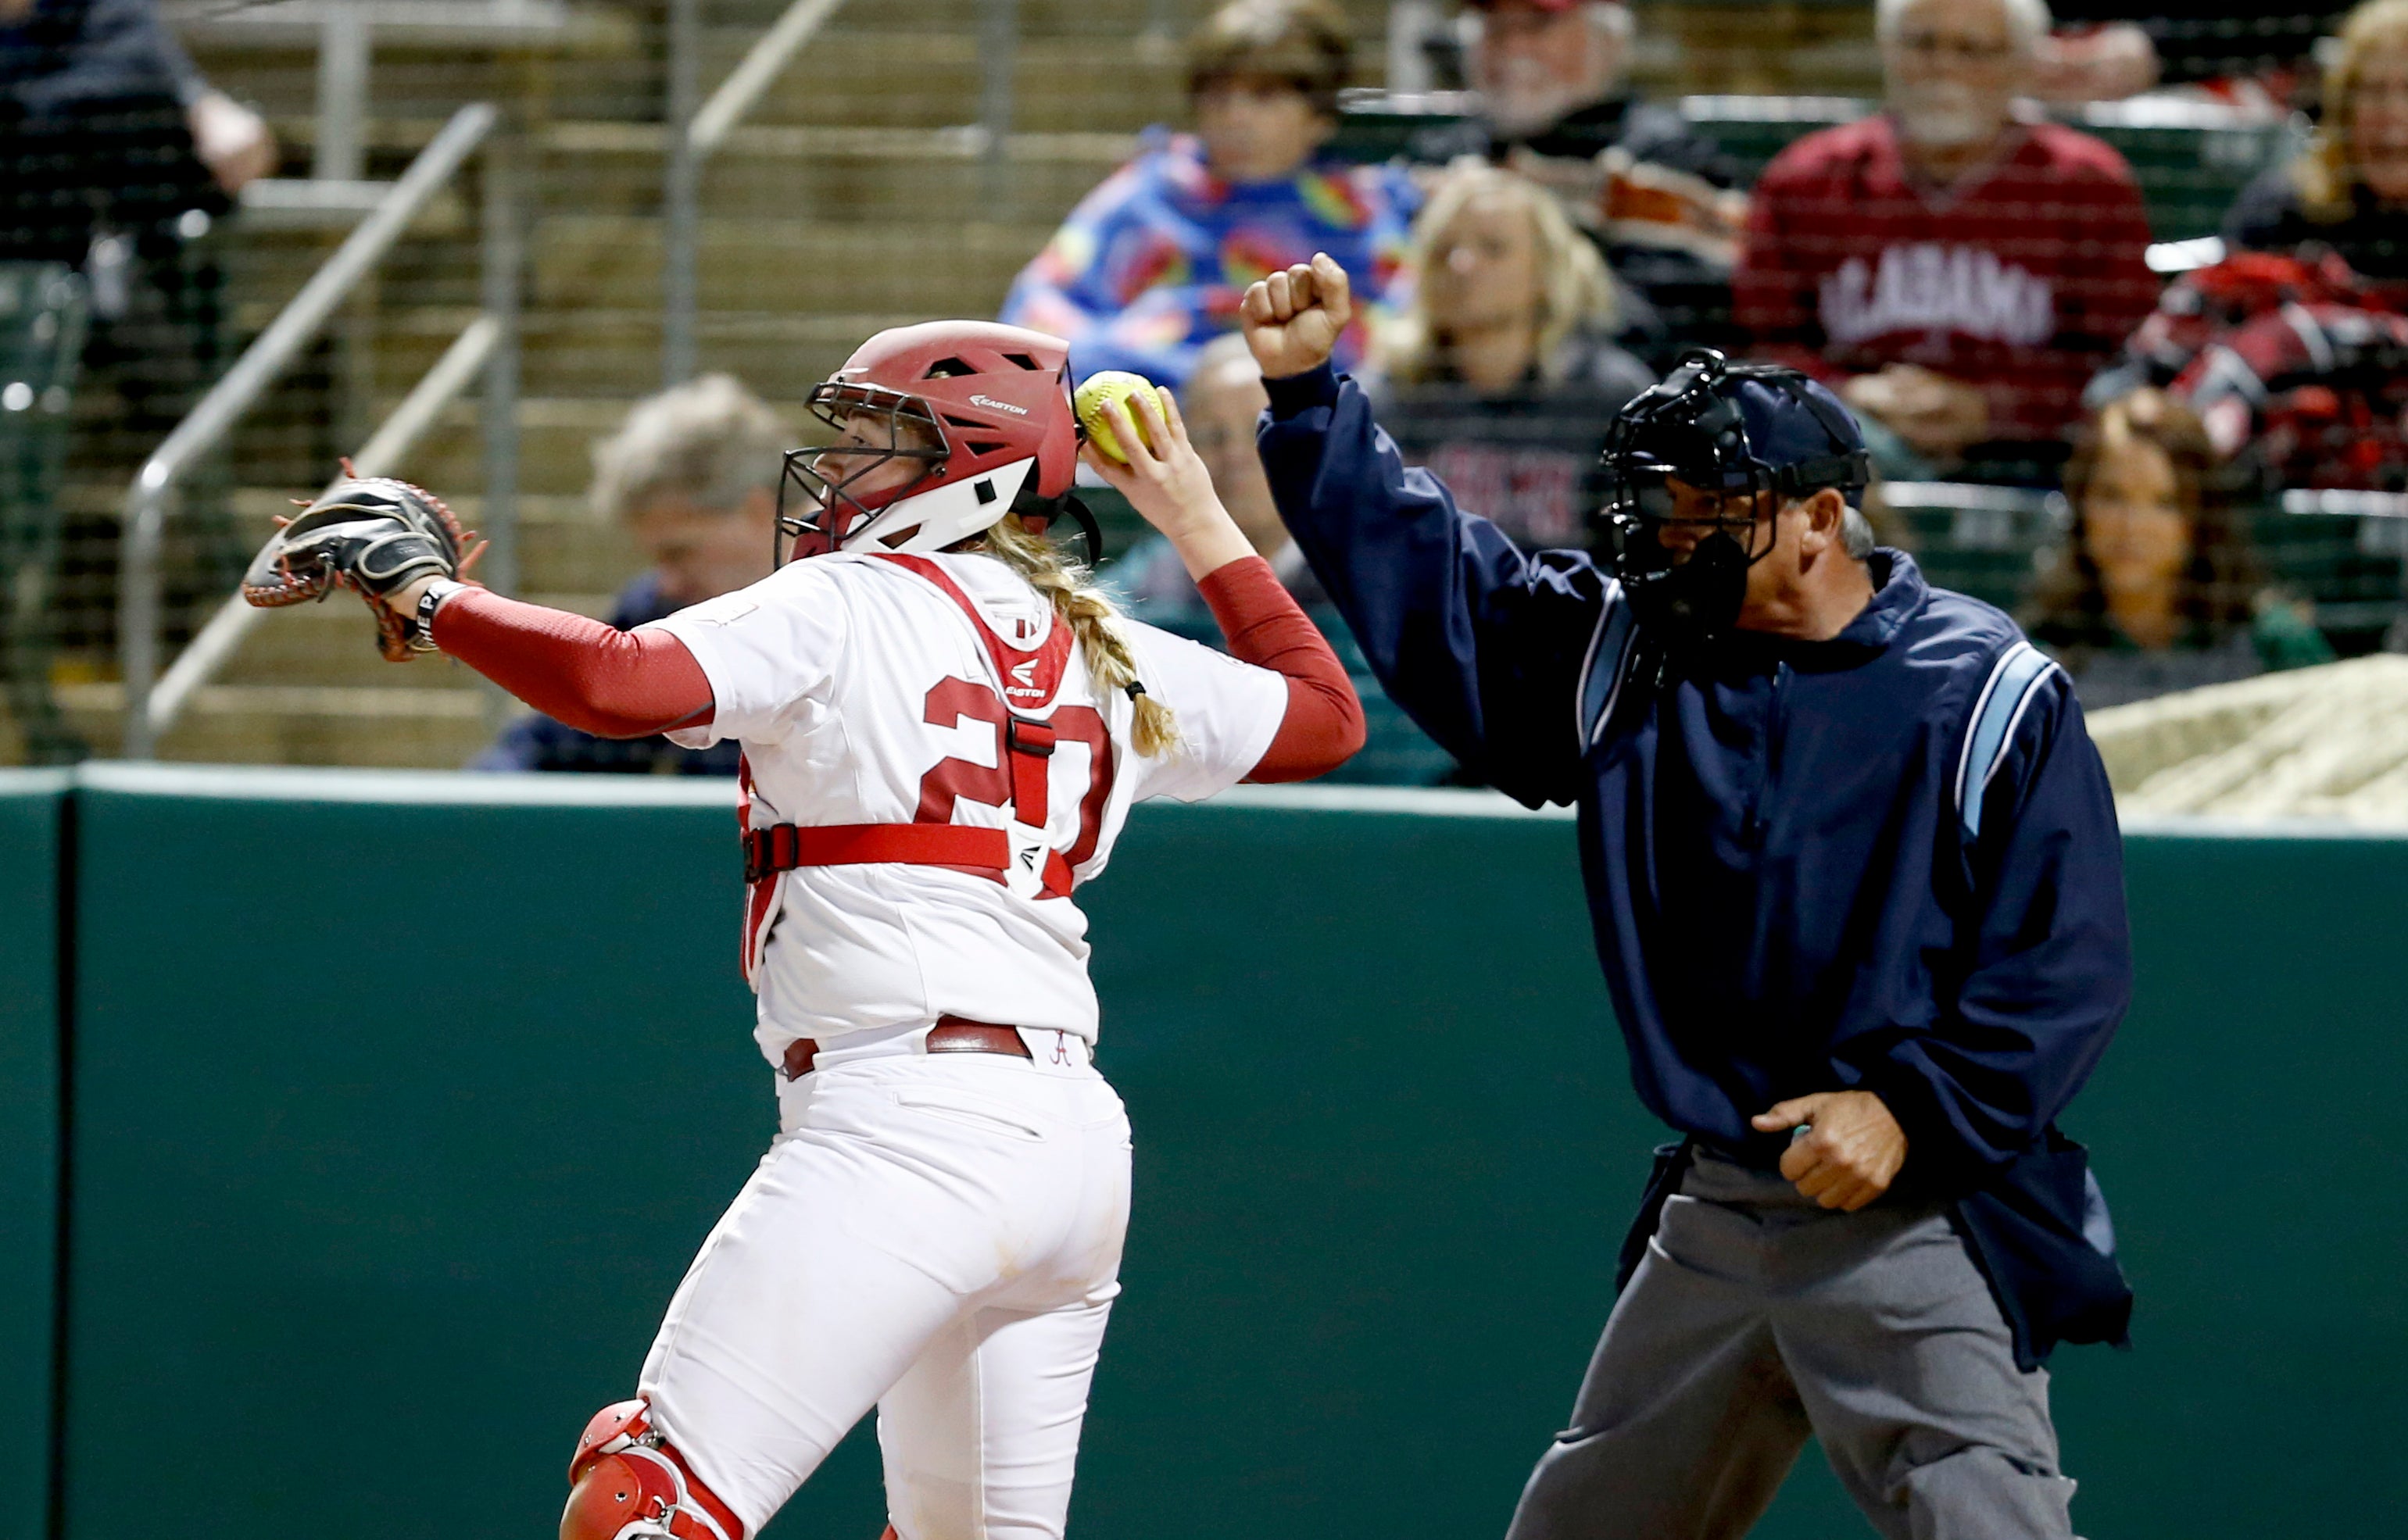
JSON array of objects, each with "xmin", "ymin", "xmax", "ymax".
[{"xmin": 564, "ymin": 1399, "xmax": 744, "ymax": 1540}]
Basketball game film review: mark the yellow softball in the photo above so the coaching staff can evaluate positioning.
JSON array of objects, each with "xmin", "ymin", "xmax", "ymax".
[{"xmin": 1075, "ymin": 371, "xmax": 1168, "ymax": 464}]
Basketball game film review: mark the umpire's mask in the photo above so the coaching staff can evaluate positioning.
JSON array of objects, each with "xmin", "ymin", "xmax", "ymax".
[{"xmin": 1595, "ymin": 349, "xmax": 1872, "ymax": 653}]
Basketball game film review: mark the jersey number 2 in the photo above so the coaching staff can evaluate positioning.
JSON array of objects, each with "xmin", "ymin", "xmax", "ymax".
[{"xmin": 918, "ymin": 677, "xmax": 1114, "ymax": 867}]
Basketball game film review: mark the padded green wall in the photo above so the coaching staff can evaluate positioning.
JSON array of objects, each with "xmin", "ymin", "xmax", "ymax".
[
  {"xmin": 2045, "ymin": 828, "xmax": 2408, "ymax": 1535},
  {"xmin": 57, "ymin": 768, "xmax": 808, "ymax": 1540},
  {"xmin": 0, "ymin": 771, "xmax": 64, "ymax": 1540},
  {"xmin": 36, "ymin": 769, "xmax": 2408, "ymax": 1540}
]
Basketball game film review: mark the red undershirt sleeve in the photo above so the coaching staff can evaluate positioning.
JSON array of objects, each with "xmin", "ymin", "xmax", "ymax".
[
  {"xmin": 430, "ymin": 586, "xmax": 717, "ymax": 739},
  {"xmin": 1193, "ymin": 556, "xmax": 1366, "ymax": 783}
]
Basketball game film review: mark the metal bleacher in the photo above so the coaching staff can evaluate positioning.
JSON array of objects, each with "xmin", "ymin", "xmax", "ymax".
[
  {"xmin": 64, "ymin": 0, "xmax": 1210, "ymax": 766},
  {"xmin": 23, "ymin": 5, "xmax": 2395, "ymax": 773}
]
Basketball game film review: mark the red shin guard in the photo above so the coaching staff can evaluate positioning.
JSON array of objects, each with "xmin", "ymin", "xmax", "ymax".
[{"xmin": 563, "ymin": 1400, "xmax": 745, "ymax": 1540}]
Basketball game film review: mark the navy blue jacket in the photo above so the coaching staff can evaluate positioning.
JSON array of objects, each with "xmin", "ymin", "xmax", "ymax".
[
  {"xmin": 1260, "ymin": 364, "xmax": 2134, "ymax": 1365},
  {"xmin": 471, "ymin": 572, "xmax": 741, "ymax": 777}
]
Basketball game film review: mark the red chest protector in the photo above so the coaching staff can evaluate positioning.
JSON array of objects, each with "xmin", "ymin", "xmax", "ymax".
[{"xmin": 736, "ymin": 555, "xmax": 1090, "ymax": 979}]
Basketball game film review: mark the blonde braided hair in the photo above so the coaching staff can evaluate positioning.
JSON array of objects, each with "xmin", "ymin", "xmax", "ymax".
[{"xmin": 972, "ymin": 512, "xmax": 1181, "ymax": 758}]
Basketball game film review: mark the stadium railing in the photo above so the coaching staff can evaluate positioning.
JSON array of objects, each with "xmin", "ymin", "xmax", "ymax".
[{"xmin": 116, "ymin": 102, "xmax": 524, "ymax": 759}]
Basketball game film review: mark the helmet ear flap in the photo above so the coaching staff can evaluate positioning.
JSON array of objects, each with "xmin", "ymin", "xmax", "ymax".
[{"xmin": 1004, "ymin": 484, "xmax": 1105, "ymax": 569}]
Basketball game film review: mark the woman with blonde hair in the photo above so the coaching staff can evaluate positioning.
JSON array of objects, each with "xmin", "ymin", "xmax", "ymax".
[
  {"xmin": 1370, "ymin": 163, "xmax": 1654, "ymax": 549},
  {"xmin": 2225, "ymin": 0, "xmax": 2408, "ymax": 289},
  {"xmin": 1378, "ymin": 162, "xmax": 1638, "ymax": 386},
  {"xmin": 244, "ymin": 319, "xmax": 1362, "ymax": 1540}
]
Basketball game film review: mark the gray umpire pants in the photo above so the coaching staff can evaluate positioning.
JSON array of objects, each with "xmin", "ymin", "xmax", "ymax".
[{"xmin": 1507, "ymin": 1150, "xmax": 2077, "ymax": 1540}]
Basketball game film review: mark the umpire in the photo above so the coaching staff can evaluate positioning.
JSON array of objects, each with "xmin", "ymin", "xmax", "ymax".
[{"xmin": 1242, "ymin": 256, "xmax": 2134, "ymax": 1540}]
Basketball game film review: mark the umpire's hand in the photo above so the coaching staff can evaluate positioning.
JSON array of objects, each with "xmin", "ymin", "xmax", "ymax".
[
  {"xmin": 1751, "ymin": 1091, "xmax": 1907, "ymax": 1212},
  {"xmin": 1240, "ymin": 252, "xmax": 1352, "ymax": 380}
]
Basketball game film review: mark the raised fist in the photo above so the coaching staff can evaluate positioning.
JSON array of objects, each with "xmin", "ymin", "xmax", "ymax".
[{"xmin": 1240, "ymin": 253, "xmax": 1352, "ymax": 381}]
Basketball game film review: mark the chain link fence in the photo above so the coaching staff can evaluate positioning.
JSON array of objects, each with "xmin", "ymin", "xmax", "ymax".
[{"xmin": 3, "ymin": 0, "xmax": 2397, "ymax": 777}]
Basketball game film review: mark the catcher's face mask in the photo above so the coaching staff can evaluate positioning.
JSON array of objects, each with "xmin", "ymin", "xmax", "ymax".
[
  {"xmin": 1596, "ymin": 348, "xmax": 1870, "ymax": 653},
  {"xmin": 775, "ymin": 384, "xmax": 946, "ymax": 564}
]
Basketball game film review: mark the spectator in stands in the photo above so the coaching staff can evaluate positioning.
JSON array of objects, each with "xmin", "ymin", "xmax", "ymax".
[
  {"xmin": 1734, "ymin": 0, "xmax": 2157, "ymax": 484},
  {"xmin": 999, "ymin": 0, "xmax": 1414, "ymax": 389},
  {"xmin": 2035, "ymin": 5, "xmax": 2349, "ymax": 108},
  {"xmin": 1108, "ymin": 334, "xmax": 1326, "ymax": 621},
  {"xmin": 3, "ymin": 0, "xmax": 275, "ymax": 762},
  {"xmin": 473, "ymin": 376, "xmax": 780, "ymax": 775},
  {"xmin": 1409, "ymin": 0, "xmax": 1747, "ymax": 362},
  {"xmin": 2026, "ymin": 389, "xmax": 2331, "ymax": 708},
  {"xmin": 2095, "ymin": 241, "xmax": 2408, "ymax": 500},
  {"xmin": 2030, "ymin": 9, "xmax": 2159, "ymax": 102},
  {"xmin": 2225, "ymin": 0, "xmax": 2408, "ymax": 291},
  {"xmin": 2171, "ymin": 292, "xmax": 2408, "ymax": 484},
  {"xmin": 1368, "ymin": 163, "xmax": 1653, "ymax": 550},
  {"xmin": 2, "ymin": 0, "xmax": 277, "ymax": 230}
]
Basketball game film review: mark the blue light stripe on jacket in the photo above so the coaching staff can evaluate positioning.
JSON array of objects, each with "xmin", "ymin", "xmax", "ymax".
[{"xmin": 1258, "ymin": 363, "xmax": 2135, "ymax": 1366}]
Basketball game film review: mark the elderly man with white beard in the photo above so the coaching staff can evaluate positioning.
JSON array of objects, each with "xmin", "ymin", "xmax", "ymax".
[{"xmin": 1733, "ymin": 0, "xmax": 2156, "ymax": 483}]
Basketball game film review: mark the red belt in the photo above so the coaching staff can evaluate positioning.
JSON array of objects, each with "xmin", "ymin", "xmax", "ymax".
[
  {"xmin": 782, "ymin": 1017, "xmax": 1032, "ymax": 1080},
  {"xmin": 743, "ymin": 822, "xmax": 1074, "ymax": 899}
]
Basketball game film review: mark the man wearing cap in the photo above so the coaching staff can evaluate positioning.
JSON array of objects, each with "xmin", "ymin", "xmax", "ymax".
[
  {"xmin": 1409, "ymin": 0, "xmax": 1747, "ymax": 363},
  {"xmin": 1242, "ymin": 255, "xmax": 2134, "ymax": 1539}
]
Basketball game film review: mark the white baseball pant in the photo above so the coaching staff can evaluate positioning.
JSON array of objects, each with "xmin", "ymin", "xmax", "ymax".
[{"xmin": 638, "ymin": 1028, "xmax": 1132, "ymax": 1540}]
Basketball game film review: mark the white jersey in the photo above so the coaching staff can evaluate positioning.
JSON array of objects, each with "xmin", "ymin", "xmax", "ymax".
[{"xmin": 646, "ymin": 549, "xmax": 1284, "ymax": 1063}]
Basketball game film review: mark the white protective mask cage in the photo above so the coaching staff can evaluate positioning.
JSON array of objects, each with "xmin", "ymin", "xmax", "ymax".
[{"xmin": 839, "ymin": 456, "xmax": 1036, "ymax": 556}]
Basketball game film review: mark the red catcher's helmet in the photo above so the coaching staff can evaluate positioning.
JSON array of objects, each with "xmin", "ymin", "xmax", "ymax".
[{"xmin": 778, "ymin": 320, "xmax": 1084, "ymax": 563}]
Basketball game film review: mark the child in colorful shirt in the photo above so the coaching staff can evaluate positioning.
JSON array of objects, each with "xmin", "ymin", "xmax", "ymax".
[{"xmin": 1000, "ymin": 0, "xmax": 1416, "ymax": 387}]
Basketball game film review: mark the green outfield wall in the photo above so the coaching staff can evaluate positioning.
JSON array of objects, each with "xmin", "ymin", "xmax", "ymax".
[
  {"xmin": 5, "ymin": 766, "xmax": 2404, "ymax": 1540},
  {"xmin": 0, "ymin": 771, "xmax": 64, "ymax": 1540}
]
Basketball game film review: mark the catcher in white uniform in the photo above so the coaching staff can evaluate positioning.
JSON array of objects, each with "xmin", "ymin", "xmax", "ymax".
[{"xmin": 241, "ymin": 321, "xmax": 1365, "ymax": 1540}]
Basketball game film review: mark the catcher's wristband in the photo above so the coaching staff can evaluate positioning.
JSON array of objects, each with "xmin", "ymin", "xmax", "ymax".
[{"xmin": 413, "ymin": 578, "xmax": 467, "ymax": 652}]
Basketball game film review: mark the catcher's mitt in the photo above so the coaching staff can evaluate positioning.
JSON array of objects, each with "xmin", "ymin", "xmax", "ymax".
[{"xmin": 242, "ymin": 472, "xmax": 482, "ymax": 661}]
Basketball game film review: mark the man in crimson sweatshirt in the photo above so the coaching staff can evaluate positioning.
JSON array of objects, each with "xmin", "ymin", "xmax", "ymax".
[{"xmin": 1734, "ymin": 0, "xmax": 2158, "ymax": 481}]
